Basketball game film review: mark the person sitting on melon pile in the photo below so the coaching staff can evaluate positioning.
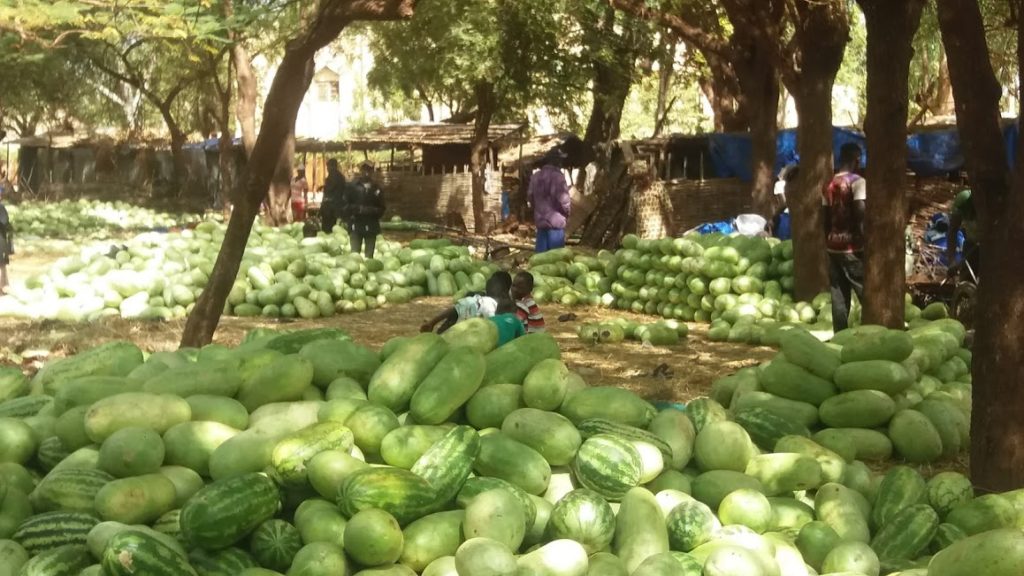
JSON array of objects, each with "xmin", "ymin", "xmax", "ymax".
[
  {"xmin": 420, "ymin": 272, "xmax": 513, "ymax": 334},
  {"xmin": 488, "ymin": 297, "xmax": 526, "ymax": 346}
]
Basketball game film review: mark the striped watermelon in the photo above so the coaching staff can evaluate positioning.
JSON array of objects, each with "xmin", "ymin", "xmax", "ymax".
[
  {"xmin": 19, "ymin": 543, "xmax": 93, "ymax": 576},
  {"xmin": 546, "ymin": 489, "xmax": 616, "ymax": 553},
  {"xmin": 930, "ymin": 522, "xmax": 967, "ymax": 553},
  {"xmin": 189, "ymin": 546, "xmax": 258, "ymax": 576},
  {"xmin": 0, "ymin": 395, "xmax": 53, "ymax": 418},
  {"xmin": 685, "ymin": 398, "xmax": 728, "ymax": 433},
  {"xmin": 153, "ymin": 509, "xmax": 183, "ymax": 543},
  {"xmin": 13, "ymin": 511, "xmax": 101, "ymax": 555},
  {"xmin": 180, "ymin": 473, "xmax": 281, "ymax": 550},
  {"xmin": 249, "ymin": 519, "xmax": 302, "ymax": 572},
  {"xmin": 732, "ymin": 407, "xmax": 810, "ymax": 451},
  {"xmin": 870, "ymin": 504, "xmax": 939, "ymax": 565},
  {"xmin": 30, "ymin": 468, "xmax": 114, "ymax": 513},
  {"xmin": 577, "ymin": 418, "xmax": 673, "ymax": 462},
  {"xmin": 339, "ymin": 467, "xmax": 439, "ymax": 525},
  {"xmin": 927, "ymin": 472, "xmax": 974, "ymax": 518},
  {"xmin": 36, "ymin": 437, "xmax": 71, "ymax": 472},
  {"xmin": 102, "ymin": 530, "xmax": 198, "ymax": 576},
  {"xmin": 571, "ymin": 434, "xmax": 642, "ymax": 501},
  {"xmin": 872, "ymin": 466, "xmax": 927, "ymax": 530},
  {"xmin": 410, "ymin": 425, "xmax": 480, "ymax": 505},
  {"xmin": 666, "ymin": 499, "xmax": 718, "ymax": 552}
]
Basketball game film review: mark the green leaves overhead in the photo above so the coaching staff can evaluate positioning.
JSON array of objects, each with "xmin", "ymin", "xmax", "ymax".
[{"xmin": 368, "ymin": 0, "xmax": 579, "ymax": 122}]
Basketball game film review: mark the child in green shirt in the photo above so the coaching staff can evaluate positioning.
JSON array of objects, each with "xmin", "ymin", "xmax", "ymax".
[{"xmin": 489, "ymin": 298, "xmax": 525, "ymax": 346}]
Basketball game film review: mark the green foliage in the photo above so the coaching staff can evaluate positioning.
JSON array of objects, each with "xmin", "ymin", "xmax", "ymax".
[{"xmin": 367, "ymin": 0, "xmax": 580, "ymax": 123}]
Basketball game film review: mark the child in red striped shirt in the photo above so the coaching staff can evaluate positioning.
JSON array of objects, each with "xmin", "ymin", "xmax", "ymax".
[{"xmin": 511, "ymin": 271, "xmax": 545, "ymax": 333}]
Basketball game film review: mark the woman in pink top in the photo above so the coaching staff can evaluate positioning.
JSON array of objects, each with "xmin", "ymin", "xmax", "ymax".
[{"xmin": 291, "ymin": 168, "xmax": 309, "ymax": 223}]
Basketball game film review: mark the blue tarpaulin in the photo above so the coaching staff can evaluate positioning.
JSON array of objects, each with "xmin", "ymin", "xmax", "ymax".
[{"xmin": 707, "ymin": 123, "xmax": 1019, "ymax": 181}]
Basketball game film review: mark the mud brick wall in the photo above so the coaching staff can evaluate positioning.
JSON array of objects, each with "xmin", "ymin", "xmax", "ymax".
[{"xmin": 378, "ymin": 168, "xmax": 503, "ymax": 233}]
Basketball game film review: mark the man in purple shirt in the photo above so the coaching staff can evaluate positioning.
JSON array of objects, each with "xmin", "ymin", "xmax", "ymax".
[{"xmin": 527, "ymin": 149, "xmax": 571, "ymax": 253}]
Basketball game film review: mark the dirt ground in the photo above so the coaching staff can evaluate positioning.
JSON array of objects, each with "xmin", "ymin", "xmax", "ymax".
[
  {"xmin": 0, "ymin": 244, "xmax": 968, "ymax": 475},
  {"xmin": 0, "ymin": 296, "xmax": 773, "ymax": 404}
]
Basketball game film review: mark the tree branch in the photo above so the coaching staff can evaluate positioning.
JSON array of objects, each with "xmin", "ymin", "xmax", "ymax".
[{"xmin": 607, "ymin": 0, "xmax": 731, "ymax": 56}]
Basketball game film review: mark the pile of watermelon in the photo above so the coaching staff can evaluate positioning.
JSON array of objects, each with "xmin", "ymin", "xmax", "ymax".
[
  {"xmin": 0, "ymin": 319, "xmax": 1018, "ymax": 576},
  {"xmin": 0, "ymin": 222, "xmax": 497, "ymax": 322},
  {"xmin": 528, "ymin": 234, "xmax": 833, "ymax": 343},
  {"xmin": 8, "ymin": 199, "xmax": 203, "ymax": 240},
  {"xmin": 711, "ymin": 318, "xmax": 973, "ymax": 466}
]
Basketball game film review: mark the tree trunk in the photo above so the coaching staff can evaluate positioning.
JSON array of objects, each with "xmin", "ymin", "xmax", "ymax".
[
  {"xmin": 934, "ymin": 48, "xmax": 955, "ymax": 117},
  {"xmin": 735, "ymin": 49, "xmax": 780, "ymax": 218},
  {"xmin": 857, "ymin": 0, "xmax": 925, "ymax": 327},
  {"xmin": 783, "ymin": 1, "xmax": 849, "ymax": 301},
  {"xmin": 181, "ymin": 0, "xmax": 419, "ymax": 348},
  {"xmin": 165, "ymin": 116, "xmax": 189, "ymax": 199},
  {"xmin": 583, "ymin": 8, "xmax": 636, "ymax": 147},
  {"xmin": 936, "ymin": 0, "xmax": 1024, "ymax": 492},
  {"xmin": 217, "ymin": 57, "xmax": 235, "ymax": 213},
  {"xmin": 699, "ymin": 50, "xmax": 748, "ymax": 133},
  {"xmin": 470, "ymin": 82, "xmax": 495, "ymax": 233},
  {"xmin": 653, "ymin": 37, "xmax": 676, "ymax": 137},
  {"xmin": 232, "ymin": 42, "xmax": 258, "ymax": 157},
  {"xmin": 579, "ymin": 146, "xmax": 632, "ymax": 248},
  {"xmin": 267, "ymin": 131, "xmax": 295, "ymax": 225},
  {"xmin": 583, "ymin": 62, "xmax": 634, "ymax": 146},
  {"xmin": 790, "ymin": 84, "xmax": 834, "ymax": 300},
  {"xmin": 579, "ymin": 8, "xmax": 640, "ymax": 246}
]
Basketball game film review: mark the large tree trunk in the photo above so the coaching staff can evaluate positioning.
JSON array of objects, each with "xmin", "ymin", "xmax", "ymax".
[
  {"xmin": 217, "ymin": 104, "xmax": 234, "ymax": 213},
  {"xmin": 735, "ymin": 48, "xmax": 780, "ymax": 218},
  {"xmin": 789, "ymin": 86, "xmax": 833, "ymax": 300},
  {"xmin": 785, "ymin": 1, "xmax": 849, "ymax": 300},
  {"xmin": 165, "ymin": 117, "xmax": 189, "ymax": 199},
  {"xmin": 583, "ymin": 7, "xmax": 636, "ymax": 147},
  {"xmin": 181, "ymin": 0, "xmax": 419, "ymax": 348},
  {"xmin": 858, "ymin": 0, "xmax": 925, "ymax": 327},
  {"xmin": 470, "ymin": 82, "xmax": 495, "ymax": 233},
  {"xmin": 579, "ymin": 146, "xmax": 632, "ymax": 248},
  {"xmin": 698, "ymin": 51, "xmax": 748, "ymax": 132},
  {"xmin": 267, "ymin": 131, "xmax": 295, "ymax": 225},
  {"xmin": 653, "ymin": 37, "xmax": 676, "ymax": 137},
  {"xmin": 579, "ymin": 8, "xmax": 640, "ymax": 246},
  {"xmin": 216, "ymin": 55, "xmax": 235, "ymax": 213},
  {"xmin": 936, "ymin": 0, "xmax": 1024, "ymax": 492},
  {"xmin": 232, "ymin": 42, "xmax": 258, "ymax": 157}
]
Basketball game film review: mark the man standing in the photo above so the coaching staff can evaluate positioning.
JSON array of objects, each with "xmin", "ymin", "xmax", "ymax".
[
  {"xmin": 343, "ymin": 161, "xmax": 386, "ymax": 258},
  {"xmin": 626, "ymin": 161, "xmax": 675, "ymax": 239},
  {"xmin": 771, "ymin": 164, "xmax": 797, "ymax": 240},
  {"xmin": 946, "ymin": 188, "xmax": 979, "ymax": 274},
  {"xmin": 823, "ymin": 143, "xmax": 867, "ymax": 332},
  {"xmin": 321, "ymin": 159, "xmax": 346, "ymax": 233},
  {"xmin": 527, "ymin": 149, "xmax": 571, "ymax": 253}
]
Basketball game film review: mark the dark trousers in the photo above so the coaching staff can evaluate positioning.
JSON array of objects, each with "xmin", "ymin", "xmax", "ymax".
[
  {"xmin": 349, "ymin": 223, "xmax": 378, "ymax": 258},
  {"xmin": 829, "ymin": 251, "xmax": 865, "ymax": 333},
  {"xmin": 321, "ymin": 204, "xmax": 338, "ymax": 233}
]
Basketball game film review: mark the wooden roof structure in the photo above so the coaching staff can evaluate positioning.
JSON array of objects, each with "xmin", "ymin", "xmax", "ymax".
[{"xmin": 341, "ymin": 123, "xmax": 527, "ymax": 151}]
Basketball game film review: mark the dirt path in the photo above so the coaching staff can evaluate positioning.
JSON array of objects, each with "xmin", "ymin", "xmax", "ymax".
[{"xmin": 0, "ymin": 297, "xmax": 773, "ymax": 404}]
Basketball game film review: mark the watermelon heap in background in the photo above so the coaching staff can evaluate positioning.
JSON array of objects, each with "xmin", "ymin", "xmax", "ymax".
[
  {"xmin": 529, "ymin": 233, "xmax": 934, "ymax": 345},
  {"xmin": 8, "ymin": 199, "xmax": 204, "ymax": 240},
  {"xmin": 0, "ymin": 222, "xmax": 498, "ymax": 322},
  {"xmin": 0, "ymin": 317, "xmax": 1018, "ymax": 576}
]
